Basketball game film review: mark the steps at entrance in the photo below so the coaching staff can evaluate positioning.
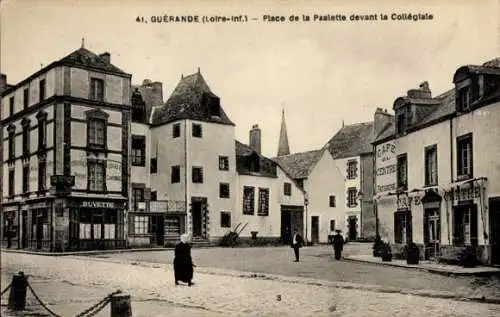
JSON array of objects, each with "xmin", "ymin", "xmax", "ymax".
[{"xmin": 191, "ymin": 237, "xmax": 215, "ymax": 248}]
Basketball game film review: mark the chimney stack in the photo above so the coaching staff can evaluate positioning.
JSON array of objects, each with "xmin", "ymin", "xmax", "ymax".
[
  {"xmin": 99, "ymin": 52, "xmax": 111, "ymax": 64},
  {"xmin": 151, "ymin": 81, "xmax": 164, "ymax": 107},
  {"xmin": 374, "ymin": 107, "xmax": 393, "ymax": 138},
  {"xmin": 407, "ymin": 81, "xmax": 432, "ymax": 99},
  {"xmin": 249, "ymin": 124, "xmax": 262, "ymax": 154}
]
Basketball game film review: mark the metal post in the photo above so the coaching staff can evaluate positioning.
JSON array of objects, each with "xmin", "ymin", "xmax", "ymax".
[
  {"xmin": 8, "ymin": 272, "xmax": 28, "ymax": 311},
  {"xmin": 110, "ymin": 293, "xmax": 132, "ymax": 317},
  {"xmin": 304, "ymin": 195, "xmax": 309, "ymax": 246}
]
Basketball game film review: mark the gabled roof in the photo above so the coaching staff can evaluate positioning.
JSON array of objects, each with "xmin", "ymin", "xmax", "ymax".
[
  {"xmin": 325, "ymin": 122, "xmax": 374, "ymax": 159},
  {"xmin": 235, "ymin": 140, "xmax": 277, "ymax": 178},
  {"xmin": 272, "ymin": 149, "xmax": 324, "ymax": 179},
  {"xmin": 151, "ymin": 72, "xmax": 235, "ymax": 126}
]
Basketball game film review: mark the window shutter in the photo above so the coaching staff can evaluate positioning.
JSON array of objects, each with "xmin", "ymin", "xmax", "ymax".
[{"xmin": 346, "ymin": 189, "xmax": 350, "ymax": 207}]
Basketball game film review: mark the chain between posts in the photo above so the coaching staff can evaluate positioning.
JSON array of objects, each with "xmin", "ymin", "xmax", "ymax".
[{"xmin": 2, "ymin": 274, "xmax": 123, "ymax": 317}]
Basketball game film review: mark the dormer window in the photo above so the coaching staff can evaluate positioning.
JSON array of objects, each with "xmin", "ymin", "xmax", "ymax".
[
  {"xmin": 396, "ymin": 112, "xmax": 407, "ymax": 135},
  {"xmin": 131, "ymin": 90, "xmax": 146, "ymax": 123},
  {"xmin": 209, "ymin": 97, "xmax": 220, "ymax": 117},
  {"xmin": 247, "ymin": 154, "xmax": 260, "ymax": 173},
  {"xmin": 457, "ymin": 87, "xmax": 471, "ymax": 112}
]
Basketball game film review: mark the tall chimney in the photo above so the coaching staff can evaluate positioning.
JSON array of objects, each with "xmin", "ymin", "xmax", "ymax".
[
  {"xmin": 151, "ymin": 81, "xmax": 164, "ymax": 107},
  {"xmin": 99, "ymin": 52, "xmax": 111, "ymax": 64},
  {"xmin": 373, "ymin": 107, "xmax": 393, "ymax": 138},
  {"xmin": 249, "ymin": 124, "xmax": 261, "ymax": 154}
]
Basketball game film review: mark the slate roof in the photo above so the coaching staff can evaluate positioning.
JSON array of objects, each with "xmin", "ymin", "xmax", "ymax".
[
  {"xmin": 325, "ymin": 122, "xmax": 374, "ymax": 159},
  {"xmin": 272, "ymin": 149, "xmax": 324, "ymax": 179},
  {"xmin": 2, "ymin": 47, "xmax": 131, "ymax": 96},
  {"xmin": 235, "ymin": 140, "xmax": 277, "ymax": 178},
  {"xmin": 131, "ymin": 82, "xmax": 164, "ymax": 123},
  {"xmin": 151, "ymin": 72, "xmax": 235, "ymax": 126},
  {"xmin": 58, "ymin": 47, "xmax": 128, "ymax": 75}
]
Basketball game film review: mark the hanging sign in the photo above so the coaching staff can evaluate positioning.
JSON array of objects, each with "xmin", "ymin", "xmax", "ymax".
[{"xmin": 444, "ymin": 184, "xmax": 481, "ymax": 202}]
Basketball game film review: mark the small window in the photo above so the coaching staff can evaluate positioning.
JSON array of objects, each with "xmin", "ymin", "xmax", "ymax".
[
  {"xmin": 39, "ymin": 79, "xmax": 46, "ymax": 101},
  {"xmin": 22, "ymin": 120, "xmax": 31, "ymax": 156},
  {"xmin": 347, "ymin": 187, "xmax": 357, "ymax": 208},
  {"xmin": 38, "ymin": 159, "xmax": 46, "ymax": 191},
  {"xmin": 90, "ymin": 78, "xmax": 104, "ymax": 101},
  {"xmin": 396, "ymin": 112, "xmax": 406, "ymax": 135},
  {"xmin": 457, "ymin": 87, "xmax": 471, "ymax": 112},
  {"xmin": 88, "ymin": 160, "xmax": 106, "ymax": 191},
  {"xmin": 283, "ymin": 182, "xmax": 292, "ymax": 196},
  {"xmin": 23, "ymin": 88, "xmax": 29, "ymax": 108},
  {"xmin": 171, "ymin": 166, "xmax": 180, "ymax": 183},
  {"xmin": 172, "ymin": 124, "xmax": 181, "ymax": 138},
  {"xmin": 133, "ymin": 216, "xmax": 149, "ymax": 235},
  {"xmin": 9, "ymin": 97, "xmax": 14, "ymax": 116},
  {"xmin": 150, "ymin": 158, "xmax": 158, "ymax": 173},
  {"xmin": 219, "ymin": 156, "xmax": 229, "ymax": 171},
  {"xmin": 87, "ymin": 118, "xmax": 106, "ymax": 148},
  {"xmin": 457, "ymin": 133, "xmax": 473, "ymax": 179},
  {"xmin": 132, "ymin": 187, "xmax": 145, "ymax": 210},
  {"xmin": 221, "ymin": 212, "xmax": 231, "ymax": 228},
  {"xmin": 219, "ymin": 183, "xmax": 230, "ymax": 198},
  {"xmin": 330, "ymin": 219, "xmax": 336, "ymax": 231},
  {"xmin": 150, "ymin": 191, "xmax": 158, "ymax": 201},
  {"xmin": 131, "ymin": 135, "xmax": 146, "ymax": 166},
  {"xmin": 397, "ymin": 153, "xmax": 408, "ymax": 190},
  {"xmin": 8, "ymin": 126, "xmax": 15, "ymax": 161},
  {"xmin": 329, "ymin": 196, "xmax": 336, "ymax": 207},
  {"xmin": 192, "ymin": 167, "xmax": 203, "ymax": 183},
  {"xmin": 347, "ymin": 160, "xmax": 358, "ymax": 180},
  {"xmin": 192, "ymin": 123, "xmax": 202, "ymax": 138}
]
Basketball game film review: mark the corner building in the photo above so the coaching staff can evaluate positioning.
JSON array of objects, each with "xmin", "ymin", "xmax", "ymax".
[
  {"xmin": 373, "ymin": 59, "xmax": 500, "ymax": 265},
  {"xmin": 1, "ymin": 46, "xmax": 132, "ymax": 251}
]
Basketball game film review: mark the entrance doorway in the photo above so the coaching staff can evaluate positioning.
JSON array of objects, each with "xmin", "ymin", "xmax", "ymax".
[
  {"xmin": 424, "ymin": 208, "xmax": 441, "ymax": 260},
  {"xmin": 280, "ymin": 205, "xmax": 304, "ymax": 244},
  {"xmin": 348, "ymin": 216, "xmax": 358, "ymax": 241},
  {"xmin": 490, "ymin": 198, "xmax": 500, "ymax": 265},
  {"xmin": 191, "ymin": 197, "xmax": 206, "ymax": 238},
  {"xmin": 150, "ymin": 215, "xmax": 165, "ymax": 246},
  {"xmin": 311, "ymin": 216, "xmax": 319, "ymax": 243}
]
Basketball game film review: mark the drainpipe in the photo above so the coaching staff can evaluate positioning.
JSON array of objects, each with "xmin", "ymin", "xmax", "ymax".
[
  {"xmin": 184, "ymin": 120, "xmax": 189, "ymax": 235},
  {"xmin": 449, "ymin": 118, "xmax": 453, "ymax": 244},
  {"xmin": 373, "ymin": 143, "xmax": 379, "ymax": 238}
]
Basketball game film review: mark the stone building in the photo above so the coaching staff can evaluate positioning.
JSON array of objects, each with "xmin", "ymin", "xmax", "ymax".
[
  {"xmin": 1, "ymin": 45, "xmax": 132, "ymax": 251},
  {"xmin": 373, "ymin": 59, "xmax": 500, "ymax": 265}
]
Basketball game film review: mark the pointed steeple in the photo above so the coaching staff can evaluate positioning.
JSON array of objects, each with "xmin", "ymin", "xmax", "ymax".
[{"xmin": 277, "ymin": 107, "xmax": 291, "ymax": 156}]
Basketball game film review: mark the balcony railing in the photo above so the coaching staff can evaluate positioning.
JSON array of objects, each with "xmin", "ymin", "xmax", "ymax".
[{"xmin": 149, "ymin": 200, "xmax": 187, "ymax": 213}]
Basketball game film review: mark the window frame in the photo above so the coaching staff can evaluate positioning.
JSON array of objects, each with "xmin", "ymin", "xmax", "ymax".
[
  {"xmin": 257, "ymin": 187, "xmax": 270, "ymax": 216},
  {"xmin": 396, "ymin": 153, "xmax": 408, "ymax": 190},
  {"xmin": 346, "ymin": 160, "xmax": 358, "ymax": 180},
  {"xmin": 329, "ymin": 195, "xmax": 336, "ymax": 208},
  {"xmin": 172, "ymin": 123, "xmax": 181, "ymax": 138},
  {"xmin": 8, "ymin": 169, "xmax": 15, "ymax": 198},
  {"xmin": 243, "ymin": 186, "xmax": 255, "ymax": 215},
  {"xmin": 171, "ymin": 165, "xmax": 181, "ymax": 183},
  {"xmin": 219, "ymin": 183, "xmax": 230, "ymax": 198},
  {"xmin": 220, "ymin": 211, "xmax": 231, "ymax": 228},
  {"xmin": 424, "ymin": 144, "xmax": 438, "ymax": 186},
  {"xmin": 87, "ymin": 159, "xmax": 106, "ymax": 192},
  {"xmin": 132, "ymin": 187, "xmax": 145, "ymax": 210},
  {"xmin": 39, "ymin": 79, "xmax": 46, "ymax": 102},
  {"xmin": 90, "ymin": 77, "xmax": 105, "ymax": 101},
  {"xmin": 23, "ymin": 88, "xmax": 29, "ymax": 109},
  {"xmin": 131, "ymin": 135, "xmax": 146, "ymax": 166},
  {"xmin": 7, "ymin": 125, "xmax": 15, "ymax": 161},
  {"xmin": 347, "ymin": 187, "xmax": 358, "ymax": 208},
  {"xmin": 456, "ymin": 133, "xmax": 473, "ymax": 180},
  {"xmin": 219, "ymin": 156, "xmax": 229, "ymax": 171},
  {"xmin": 283, "ymin": 182, "xmax": 292, "ymax": 196},
  {"xmin": 192, "ymin": 166, "xmax": 204, "ymax": 183},
  {"xmin": 9, "ymin": 96, "xmax": 14, "ymax": 116},
  {"xmin": 22, "ymin": 164, "xmax": 30, "ymax": 194},
  {"xmin": 192, "ymin": 123, "xmax": 203, "ymax": 138},
  {"xmin": 22, "ymin": 119, "xmax": 31, "ymax": 157},
  {"xmin": 38, "ymin": 158, "xmax": 46, "ymax": 192}
]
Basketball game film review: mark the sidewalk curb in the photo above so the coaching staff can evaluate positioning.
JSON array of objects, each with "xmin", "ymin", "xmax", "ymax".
[
  {"xmin": 59, "ymin": 255, "xmax": 500, "ymax": 305},
  {"xmin": 343, "ymin": 257, "xmax": 500, "ymax": 277}
]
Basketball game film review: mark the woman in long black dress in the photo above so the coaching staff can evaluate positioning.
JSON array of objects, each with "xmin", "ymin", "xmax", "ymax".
[{"xmin": 174, "ymin": 234, "xmax": 195, "ymax": 286}]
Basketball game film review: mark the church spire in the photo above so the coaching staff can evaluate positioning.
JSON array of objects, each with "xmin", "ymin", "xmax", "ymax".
[{"xmin": 277, "ymin": 107, "xmax": 291, "ymax": 156}]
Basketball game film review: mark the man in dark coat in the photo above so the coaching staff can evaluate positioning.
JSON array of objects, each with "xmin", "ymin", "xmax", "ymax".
[
  {"xmin": 174, "ymin": 234, "xmax": 195, "ymax": 286},
  {"xmin": 332, "ymin": 230, "xmax": 345, "ymax": 260},
  {"xmin": 290, "ymin": 228, "xmax": 304, "ymax": 262}
]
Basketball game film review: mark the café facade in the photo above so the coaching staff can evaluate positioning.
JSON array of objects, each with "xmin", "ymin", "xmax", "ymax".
[
  {"xmin": 373, "ymin": 60, "xmax": 500, "ymax": 265},
  {"xmin": 1, "ymin": 45, "xmax": 131, "ymax": 251}
]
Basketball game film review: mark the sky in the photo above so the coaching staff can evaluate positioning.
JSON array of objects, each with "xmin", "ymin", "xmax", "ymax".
[{"xmin": 1, "ymin": 0, "xmax": 499, "ymax": 158}]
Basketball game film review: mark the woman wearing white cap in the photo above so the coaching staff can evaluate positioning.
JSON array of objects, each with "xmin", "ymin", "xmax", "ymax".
[{"xmin": 173, "ymin": 233, "xmax": 195, "ymax": 286}]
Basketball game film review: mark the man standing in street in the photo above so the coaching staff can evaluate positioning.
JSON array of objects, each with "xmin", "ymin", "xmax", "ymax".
[{"xmin": 290, "ymin": 228, "xmax": 304, "ymax": 262}]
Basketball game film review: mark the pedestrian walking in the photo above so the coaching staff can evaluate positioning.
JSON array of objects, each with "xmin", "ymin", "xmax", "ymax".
[
  {"xmin": 290, "ymin": 228, "xmax": 304, "ymax": 262},
  {"xmin": 173, "ymin": 233, "xmax": 196, "ymax": 286},
  {"xmin": 332, "ymin": 230, "xmax": 345, "ymax": 260}
]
